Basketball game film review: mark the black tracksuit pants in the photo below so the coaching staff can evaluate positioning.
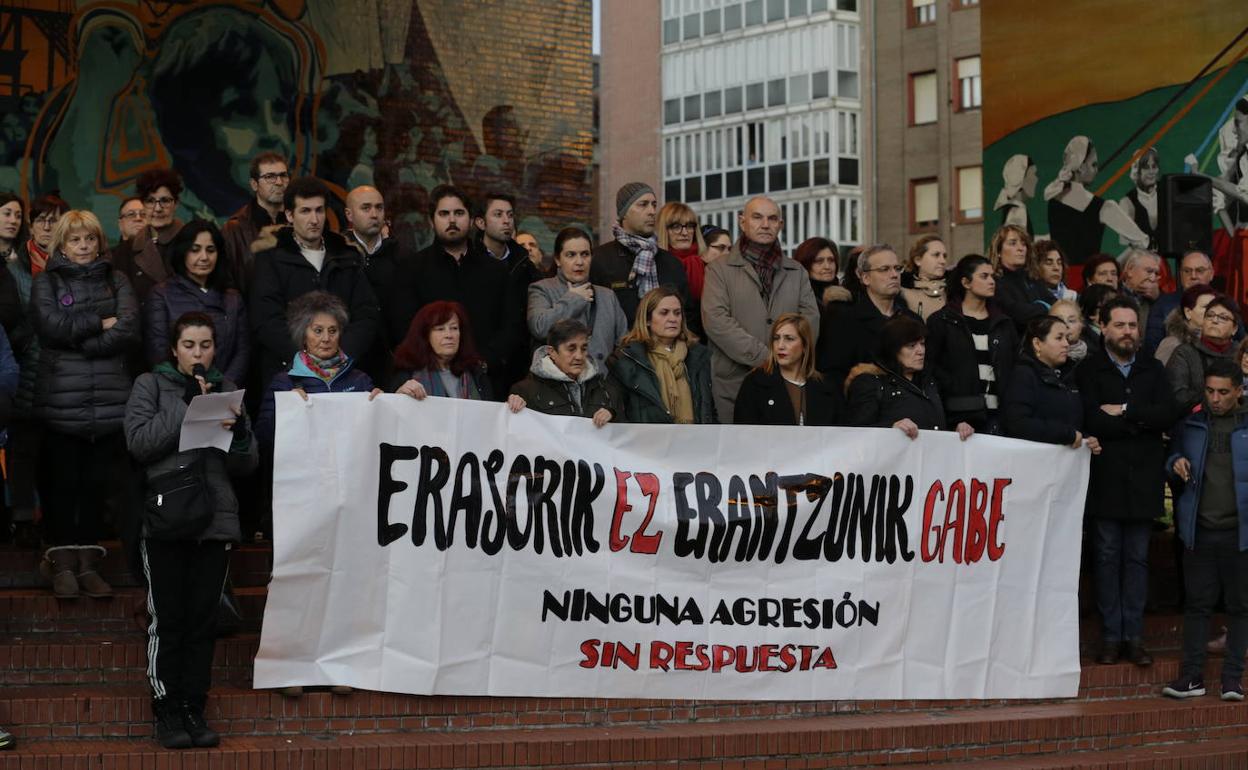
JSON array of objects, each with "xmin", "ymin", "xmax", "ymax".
[{"xmin": 141, "ymin": 539, "xmax": 229, "ymax": 708}]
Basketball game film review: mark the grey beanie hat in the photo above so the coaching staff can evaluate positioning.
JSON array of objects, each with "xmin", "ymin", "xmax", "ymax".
[{"xmin": 616, "ymin": 182, "xmax": 655, "ymax": 220}]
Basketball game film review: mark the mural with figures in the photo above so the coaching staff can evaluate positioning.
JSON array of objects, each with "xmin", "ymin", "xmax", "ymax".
[
  {"xmin": 0, "ymin": 0, "xmax": 593, "ymax": 248},
  {"xmin": 982, "ymin": 1, "xmax": 1248, "ymax": 293}
]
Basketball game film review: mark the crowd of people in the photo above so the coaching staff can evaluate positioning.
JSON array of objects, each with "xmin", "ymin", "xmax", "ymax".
[{"xmin": 0, "ymin": 151, "xmax": 1245, "ymax": 752}]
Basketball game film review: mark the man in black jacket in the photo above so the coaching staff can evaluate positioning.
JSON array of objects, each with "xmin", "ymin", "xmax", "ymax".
[
  {"xmin": 249, "ymin": 176, "xmax": 382, "ymax": 388},
  {"xmin": 590, "ymin": 182, "xmax": 689, "ymax": 325},
  {"xmin": 1077, "ymin": 295, "xmax": 1180, "ymax": 667},
  {"xmin": 344, "ymin": 184, "xmax": 409, "ymax": 376},
  {"xmin": 473, "ymin": 191, "xmax": 542, "ymax": 388},
  {"xmin": 817, "ymin": 244, "xmax": 919, "ymax": 389},
  {"xmin": 390, "ymin": 185, "xmax": 522, "ymax": 397}
]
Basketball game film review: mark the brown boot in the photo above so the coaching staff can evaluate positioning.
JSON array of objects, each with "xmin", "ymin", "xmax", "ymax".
[
  {"xmin": 76, "ymin": 546, "xmax": 114, "ymax": 599},
  {"xmin": 40, "ymin": 547, "xmax": 79, "ymax": 599}
]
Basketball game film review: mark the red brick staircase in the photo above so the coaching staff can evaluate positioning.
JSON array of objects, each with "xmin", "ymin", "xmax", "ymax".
[{"xmin": 2, "ymin": 534, "xmax": 1247, "ymax": 769}]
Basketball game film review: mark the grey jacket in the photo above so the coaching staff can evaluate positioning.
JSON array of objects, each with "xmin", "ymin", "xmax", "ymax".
[
  {"xmin": 700, "ymin": 246, "xmax": 820, "ymax": 423},
  {"xmin": 124, "ymin": 368, "xmax": 258, "ymax": 542},
  {"xmin": 527, "ymin": 276, "xmax": 628, "ymax": 366}
]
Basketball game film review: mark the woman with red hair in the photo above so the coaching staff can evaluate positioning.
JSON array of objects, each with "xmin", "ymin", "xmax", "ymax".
[{"xmin": 390, "ymin": 300, "xmax": 493, "ymax": 401}]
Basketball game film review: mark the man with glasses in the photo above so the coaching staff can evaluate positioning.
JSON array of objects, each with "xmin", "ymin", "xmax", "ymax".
[
  {"xmin": 1144, "ymin": 250, "xmax": 1222, "ymax": 354},
  {"xmin": 701, "ymin": 195, "xmax": 819, "ymax": 423},
  {"xmin": 224, "ymin": 152, "xmax": 290, "ymax": 293},
  {"xmin": 116, "ymin": 197, "xmax": 146, "ymax": 249},
  {"xmin": 817, "ymin": 244, "xmax": 920, "ymax": 389},
  {"xmin": 590, "ymin": 182, "xmax": 689, "ymax": 325},
  {"xmin": 111, "ymin": 168, "xmax": 184, "ymax": 301}
]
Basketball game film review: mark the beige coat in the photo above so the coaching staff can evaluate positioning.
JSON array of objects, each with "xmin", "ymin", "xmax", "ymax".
[{"xmin": 701, "ymin": 246, "xmax": 819, "ymax": 423}]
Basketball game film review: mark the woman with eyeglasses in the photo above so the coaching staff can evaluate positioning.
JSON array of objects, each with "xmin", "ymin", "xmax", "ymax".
[
  {"xmin": 1167, "ymin": 294, "xmax": 1242, "ymax": 412},
  {"xmin": 657, "ymin": 202, "xmax": 707, "ymax": 336},
  {"xmin": 25, "ymin": 193, "xmax": 67, "ymax": 279},
  {"xmin": 111, "ymin": 168, "xmax": 186, "ymax": 301}
]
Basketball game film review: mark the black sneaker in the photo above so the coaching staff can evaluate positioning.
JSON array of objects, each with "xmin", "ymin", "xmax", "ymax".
[
  {"xmin": 180, "ymin": 702, "xmax": 220, "ymax": 748},
  {"xmin": 1221, "ymin": 678, "xmax": 1245, "ymax": 702},
  {"xmin": 1161, "ymin": 675, "xmax": 1206, "ymax": 699},
  {"xmin": 0, "ymin": 726, "xmax": 14, "ymax": 750},
  {"xmin": 152, "ymin": 698, "xmax": 192, "ymax": 749}
]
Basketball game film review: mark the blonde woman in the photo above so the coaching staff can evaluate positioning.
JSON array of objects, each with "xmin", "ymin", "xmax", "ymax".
[
  {"xmin": 900, "ymin": 234, "xmax": 948, "ymax": 320},
  {"xmin": 656, "ymin": 201, "xmax": 707, "ymax": 307},
  {"xmin": 608, "ymin": 286, "xmax": 715, "ymax": 424},
  {"xmin": 733, "ymin": 313, "xmax": 840, "ymax": 426},
  {"xmin": 31, "ymin": 210, "xmax": 140, "ymax": 599},
  {"xmin": 988, "ymin": 223, "xmax": 1044, "ymax": 329}
]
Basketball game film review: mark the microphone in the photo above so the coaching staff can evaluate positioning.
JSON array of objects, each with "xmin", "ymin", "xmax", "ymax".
[{"xmin": 192, "ymin": 363, "xmax": 207, "ymax": 379}]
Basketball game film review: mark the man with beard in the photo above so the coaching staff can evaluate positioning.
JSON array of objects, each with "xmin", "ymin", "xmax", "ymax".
[
  {"xmin": 390, "ymin": 185, "xmax": 520, "ymax": 397},
  {"xmin": 224, "ymin": 152, "xmax": 289, "ymax": 293},
  {"xmin": 1078, "ymin": 295, "xmax": 1179, "ymax": 667}
]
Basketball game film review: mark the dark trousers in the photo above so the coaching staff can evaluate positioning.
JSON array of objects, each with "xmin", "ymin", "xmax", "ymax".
[
  {"xmin": 5, "ymin": 416, "xmax": 42, "ymax": 521},
  {"xmin": 1092, "ymin": 518, "xmax": 1152, "ymax": 642},
  {"xmin": 140, "ymin": 538, "xmax": 229, "ymax": 708},
  {"xmin": 37, "ymin": 430, "xmax": 126, "ymax": 545},
  {"xmin": 1181, "ymin": 526, "xmax": 1248, "ymax": 681}
]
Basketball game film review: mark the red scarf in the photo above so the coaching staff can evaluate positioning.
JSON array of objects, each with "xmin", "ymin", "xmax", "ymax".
[
  {"xmin": 26, "ymin": 239, "xmax": 48, "ymax": 276},
  {"xmin": 671, "ymin": 244, "xmax": 704, "ymax": 302},
  {"xmin": 1202, "ymin": 337, "xmax": 1233, "ymax": 354}
]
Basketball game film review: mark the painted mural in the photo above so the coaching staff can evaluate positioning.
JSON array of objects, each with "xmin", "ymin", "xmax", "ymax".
[
  {"xmin": 0, "ymin": 0, "xmax": 593, "ymax": 248},
  {"xmin": 982, "ymin": 1, "xmax": 1248, "ymax": 284}
]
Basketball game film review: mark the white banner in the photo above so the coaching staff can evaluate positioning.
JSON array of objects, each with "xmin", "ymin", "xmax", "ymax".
[{"xmin": 254, "ymin": 393, "xmax": 1088, "ymax": 700}]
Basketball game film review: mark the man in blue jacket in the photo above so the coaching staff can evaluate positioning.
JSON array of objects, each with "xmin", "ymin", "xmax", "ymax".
[{"xmin": 1162, "ymin": 358, "xmax": 1248, "ymax": 701}]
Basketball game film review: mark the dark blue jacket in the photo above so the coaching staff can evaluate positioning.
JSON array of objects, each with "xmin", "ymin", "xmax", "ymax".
[
  {"xmin": 255, "ymin": 355, "xmax": 374, "ymax": 447},
  {"xmin": 1167, "ymin": 406, "xmax": 1248, "ymax": 551},
  {"xmin": 1002, "ymin": 353, "xmax": 1083, "ymax": 445},
  {"xmin": 145, "ymin": 274, "xmax": 249, "ymax": 385}
]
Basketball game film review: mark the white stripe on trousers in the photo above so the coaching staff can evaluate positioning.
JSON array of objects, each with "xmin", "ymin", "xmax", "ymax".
[{"xmin": 139, "ymin": 540, "xmax": 166, "ymax": 699}]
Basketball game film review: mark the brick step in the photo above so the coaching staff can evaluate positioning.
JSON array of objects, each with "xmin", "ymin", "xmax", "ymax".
[
  {"xmin": 0, "ymin": 586, "xmax": 267, "ymax": 634},
  {"xmin": 0, "ymin": 633, "xmax": 259, "ymax": 686},
  {"xmin": 871, "ymin": 736, "xmax": 1248, "ymax": 769},
  {"xmin": 5, "ymin": 697, "xmax": 1248, "ymax": 769},
  {"xmin": 0, "ymin": 652, "xmax": 1235, "ymax": 740},
  {"xmin": 0, "ymin": 542, "xmax": 273, "ymax": 589}
]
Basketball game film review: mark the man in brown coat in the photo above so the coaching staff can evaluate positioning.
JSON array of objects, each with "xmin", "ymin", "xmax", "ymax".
[
  {"xmin": 701, "ymin": 195, "xmax": 819, "ymax": 423},
  {"xmin": 222, "ymin": 151, "xmax": 289, "ymax": 293}
]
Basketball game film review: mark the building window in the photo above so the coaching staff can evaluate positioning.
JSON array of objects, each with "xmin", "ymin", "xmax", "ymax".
[
  {"xmin": 909, "ymin": 0, "xmax": 936, "ymax": 26},
  {"xmin": 664, "ymin": 98, "xmax": 681, "ymax": 126},
  {"xmin": 724, "ymin": 3, "xmax": 743, "ymax": 30},
  {"xmin": 957, "ymin": 166, "xmax": 983, "ymax": 221},
  {"xmin": 746, "ymin": 0, "xmax": 764, "ymax": 26},
  {"xmin": 834, "ymin": 0, "xmax": 855, "ymax": 10},
  {"xmin": 724, "ymin": 86, "xmax": 744, "ymax": 114},
  {"xmin": 956, "ymin": 0, "xmax": 979, "ymax": 6},
  {"xmin": 703, "ymin": 8, "xmax": 721, "ymax": 35},
  {"xmin": 956, "ymin": 56, "xmax": 982, "ymax": 111},
  {"xmin": 705, "ymin": 90, "xmax": 723, "ymax": 118},
  {"xmin": 767, "ymin": 78, "xmax": 786, "ymax": 107},
  {"xmin": 911, "ymin": 178, "xmax": 939, "ymax": 231},
  {"xmin": 909, "ymin": 71, "xmax": 938, "ymax": 125},
  {"xmin": 789, "ymin": 0, "xmax": 807, "ymax": 15},
  {"xmin": 838, "ymin": 158, "xmax": 860, "ymax": 187},
  {"xmin": 767, "ymin": 0, "xmax": 786, "ymax": 22},
  {"xmin": 812, "ymin": 71, "xmax": 830, "ymax": 100},
  {"xmin": 683, "ymin": 12, "xmax": 701, "ymax": 40},
  {"xmin": 684, "ymin": 95, "xmax": 701, "ymax": 122},
  {"xmin": 663, "ymin": 18, "xmax": 680, "ymax": 44},
  {"xmin": 747, "ymin": 82, "xmax": 765, "ymax": 110}
]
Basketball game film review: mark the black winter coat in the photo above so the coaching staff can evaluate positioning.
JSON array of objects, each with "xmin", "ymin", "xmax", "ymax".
[
  {"xmin": 844, "ymin": 362, "xmax": 946, "ymax": 430},
  {"xmin": 390, "ymin": 241, "xmax": 523, "ymax": 396},
  {"xmin": 817, "ymin": 295, "xmax": 920, "ymax": 389},
  {"xmin": 608, "ymin": 341, "xmax": 716, "ymax": 424},
  {"xmin": 590, "ymin": 239, "xmax": 691, "ymax": 327},
  {"xmin": 995, "ymin": 268, "xmax": 1046, "ymax": 331},
  {"xmin": 733, "ymin": 367, "xmax": 841, "ymax": 426},
  {"xmin": 249, "ymin": 228, "xmax": 381, "ymax": 387},
  {"xmin": 1076, "ymin": 348, "xmax": 1180, "ymax": 521},
  {"xmin": 1002, "ymin": 354, "xmax": 1084, "ymax": 445},
  {"xmin": 31, "ymin": 254, "xmax": 140, "ymax": 438},
  {"xmin": 925, "ymin": 304, "xmax": 1017, "ymax": 432},
  {"xmin": 350, "ymin": 233, "xmax": 410, "ymax": 347},
  {"xmin": 144, "ymin": 274, "xmax": 249, "ymax": 384}
]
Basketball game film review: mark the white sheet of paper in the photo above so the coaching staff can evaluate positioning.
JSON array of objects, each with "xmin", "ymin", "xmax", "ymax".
[{"xmin": 178, "ymin": 389, "xmax": 246, "ymax": 452}]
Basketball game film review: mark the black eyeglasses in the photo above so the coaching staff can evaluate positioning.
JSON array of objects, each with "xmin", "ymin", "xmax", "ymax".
[
  {"xmin": 666, "ymin": 222, "xmax": 697, "ymax": 231},
  {"xmin": 257, "ymin": 172, "xmax": 291, "ymax": 183},
  {"xmin": 144, "ymin": 196, "xmax": 176, "ymax": 208}
]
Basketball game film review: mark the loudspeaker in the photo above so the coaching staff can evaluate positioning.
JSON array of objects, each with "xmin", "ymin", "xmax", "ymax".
[{"xmin": 1158, "ymin": 173, "xmax": 1212, "ymax": 257}]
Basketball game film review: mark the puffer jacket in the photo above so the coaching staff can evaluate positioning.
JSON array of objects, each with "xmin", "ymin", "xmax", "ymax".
[
  {"xmin": 608, "ymin": 340, "xmax": 716, "ymax": 424},
  {"xmin": 124, "ymin": 363, "xmax": 257, "ymax": 542},
  {"xmin": 510, "ymin": 348, "xmax": 621, "ymax": 418},
  {"xmin": 144, "ymin": 274, "xmax": 249, "ymax": 384},
  {"xmin": 844, "ymin": 362, "xmax": 946, "ymax": 431},
  {"xmin": 31, "ymin": 253, "xmax": 140, "ymax": 438},
  {"xmin": 255, "ymin": 353, "xmax": 376, "ymax": 447}
]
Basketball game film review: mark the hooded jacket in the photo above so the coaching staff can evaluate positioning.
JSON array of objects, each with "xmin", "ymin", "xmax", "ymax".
[
  {"xmin": 124, "ymin": 363, "xmax": 257, "ymax": 543},
  {"xmin": 144, "ymin": 274, "xmax": 249, "ymax": 384},
  {"xmin": 844, "ymin": 362, "xmax": 945, "ymax": 431},
  {"xmin": 31, "ymin": 253, "xmax": 140, "ymax": 438},
  {"xmin": 510, "ymin": 348, "xmax": 621, "ymax": 418}
]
